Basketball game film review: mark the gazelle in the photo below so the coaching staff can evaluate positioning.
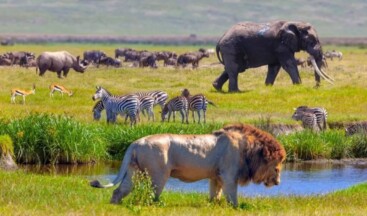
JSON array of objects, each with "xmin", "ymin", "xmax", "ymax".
[
  {"xmin": 11, "ymin": 84, "xmax": 36, "ymax": 104},
  {"xmin": 49, "ymin": 83, "xmax": 73, "ymax": 97}
]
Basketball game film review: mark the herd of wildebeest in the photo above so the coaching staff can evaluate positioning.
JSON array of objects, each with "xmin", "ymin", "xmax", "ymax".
[
  {"xmin": 1, "ymin": 47, "xmax": 366, "ymax": 136},
  {"xmin": 0, "ymin": 47, "xmax": 216, "ymax": 70}
]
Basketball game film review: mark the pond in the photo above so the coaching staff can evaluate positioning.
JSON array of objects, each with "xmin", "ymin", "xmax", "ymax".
[{"xmin": 21, "ymin": 160, "xmax": 367, "ymax": 197}]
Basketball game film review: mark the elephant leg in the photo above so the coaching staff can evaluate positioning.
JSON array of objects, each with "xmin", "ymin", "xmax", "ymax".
[
  {"xmin": 209, "ymin": 178, "xmax": 223, "ymax": 201},
  {"xmin": 110, "ymin": 167, "xmax": 135, "ymax": 204},
  {"xmin": 265, "ymin": 64, "xmax": 281, "ymax": 85},
  {"xmin": 212, "ymin": 71, "xmax": 229, "ymax": 91},
  {"xmin": 279, "ymin": 56, "xmax": 301, "ymax": 84}
]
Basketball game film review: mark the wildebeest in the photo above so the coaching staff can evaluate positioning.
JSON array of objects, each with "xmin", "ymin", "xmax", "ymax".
[
  {"xmin": 115, "ymin": 48, "xmax": 133, "ymax": 58},
  {"xmin": 7, "ymin": 51, "xmax": 35, "ymax": 66},
  {"xmin": 99, "ymin": 56, "xmax": 122, "ymax": 68},
  {"xmin": 83, "ymin": 50, "xmax": 107, "ymax": 67},
  {"xmin": 36, "ymin": 51, "xmax": 88, "ymax": 78},
  {"xmin": 177, "ymin": 49, "xmax": 210, "ymax": 68}
]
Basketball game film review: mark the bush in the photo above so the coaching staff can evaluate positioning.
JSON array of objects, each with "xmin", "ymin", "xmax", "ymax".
[{"xmin": 125, "ymin": 170, "xmax": 156, "ymax": 208}]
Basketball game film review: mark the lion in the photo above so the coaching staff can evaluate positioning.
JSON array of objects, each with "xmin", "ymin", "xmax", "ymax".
[{"xmin": 90, "ymin": 123, "xmax": 286, "ymax": 207}]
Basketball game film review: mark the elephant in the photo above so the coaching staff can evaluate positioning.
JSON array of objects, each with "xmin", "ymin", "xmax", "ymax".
[
  {"xmin": 36, "ymin": 51, "xmax": 88, "ymax": 78},
  {"xmin": 213, "ymin": 21, "xmax": 334, "ymax": 92}
]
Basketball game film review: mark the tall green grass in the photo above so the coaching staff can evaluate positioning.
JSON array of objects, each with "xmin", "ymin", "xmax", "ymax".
[
  {"xmin": 0, "ymin": 113, "xmax": 366, "ymax": 164},
  {"xmin": 0, "ymin": 113, "xmax": 108, "ymax": 164}
]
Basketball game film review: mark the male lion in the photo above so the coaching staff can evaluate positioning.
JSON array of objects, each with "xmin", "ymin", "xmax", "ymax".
[{"xmin": 90, "ymin": 123, "xmax": 286, "ymax": 207}]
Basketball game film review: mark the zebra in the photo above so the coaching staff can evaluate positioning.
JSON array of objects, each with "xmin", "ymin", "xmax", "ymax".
[
  {"xmin": 161, "ymin": 96, "xmax": 188, "ymax": 123},
  {"xmin": 93, "ymin": 90, "xmax": 166, "ymax": 122},
  {"xmin": 133, "ymin": 90, "xmax": 168, "ymax": 110},
  {"xmin": 294, "ymin": 106, "xmax": 328, "ymax": 131},
  {"xmin": 292, "ymin": 110, "xmax": 319, "ymax": 132},
  {"xmin": 92, "ymin": 86, "xmax": 140, "ymax": 126},
  {"xmin": 92, "ymin": 94, "xmax": 134, "ymax": 121},
  {"xmin": 345, "ymin": 122, "xmax": 367, "ymax": 136},
  {"xmin": 138, "ymin": 95, "xmax": 156, "ymax": 121},
  {"xmin": 181, "ymin": 88, "xmax": 216, "ymax": 123}
]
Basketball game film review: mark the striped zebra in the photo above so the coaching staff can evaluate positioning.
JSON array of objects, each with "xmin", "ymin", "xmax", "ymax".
[
  {"xmin": 93, "ymin": 91, "xmax": 163, "ymax": 122},
  {"xmin": 345, "ymin": 122, "xmax": 367, "ymax": 136},
  {"xmin": 92, "ymin": 86, "xmax": 140, "ymax": 126},
  {"xmin": 133, "ymin": 90, "xmax": 168, "ymax": 110},
  {"xmin": 294, "ymin": 106, "xmax": 328, "ymax": 131},
  {"xmin": 292, "ymin": 110, "xmax": 319, "ymax": 132},
  {"xmin": 161, "ymin": 96, "xmax": 188, "ymax": 123},
  {"xmin": 181, "ymin": 88, "xmax": 216, "ymax": 123}
]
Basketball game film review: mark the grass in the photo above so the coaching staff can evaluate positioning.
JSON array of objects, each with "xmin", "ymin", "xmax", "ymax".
[
  {"xmin": 0, "ymin": 43, "xmax": 366, "ymax": 163},
  {"xmin": 0, "ymin": 170, "xmax": 366, "ymax": 215},
  {"xmin": 0, "ymin": 44, "xmax": 366, "ymax": 124}
]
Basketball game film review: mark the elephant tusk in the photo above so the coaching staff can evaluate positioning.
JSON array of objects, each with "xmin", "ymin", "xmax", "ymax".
[
  {"xmin": 320, "ymin": 68, "xmax": 334, "ymax": 81},
  {"xmin": 310, "ymin": 58, "xmax": 334, "ymax": 85}
]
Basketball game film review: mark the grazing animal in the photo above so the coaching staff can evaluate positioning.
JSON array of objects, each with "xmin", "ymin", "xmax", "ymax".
[
  {"xmin": 36, "ymin": 51, "xmax": 87, "ymax": 78},
  {"xmin": 83, "ymin": 50, "xmax": 107, "ymax": 67},
  {"xmin": 181, "ymin": 88, "xmax": 216, "ymax": 123},
  {"xmin": 92, "ymin": 86, "xmax": 140, "ymax": 126},
  {"xmin": 99, "ymin": 56, "xmax": 122, "ymax": 68},
  {"xmin": 292, "ymin": 110, "xmax": 319, "ymax": 132},
  {"xmin": 164, "ymin": 57, "xmax": 177, "ymax": 66},
  {"xmin": 345, "ymin": 122, "xmax": 367, "ymax": 136},
  {"xmin": 161, "ymin": 96, "xmax": 189, "ymax": 123},
  {"xmin": 93, "ymin": 90, "xmax": 168, "ymax": 121},
  {"xmin": 293, "ymin": 106, "xmax": 328, "ymax": 131},
  {"xmin": 0, "ymin": 55, "xmax": 12, "ymax": 66},
  {"xmin": 115, "ymin": 48, "xmax": 133, "ymax": 58},
  {"xmin": 11, "ymin": 84, "xmax": 36, "ymax": 104},
  {"xmin": 324, "ymin": 50, "xmax": 343, "ymax": 61},
  {"xmin": 49, "ymin": 83, "xmax": 73, "ymax": 97},
  {"xmin": 137, "ymin": 95, "xmax": 156, "ymax": 121},
  {"xmin": 7, "ymin": 51, "xmax": 35, "ymax": 66},
  {"xmin": 177, "ymin": 50, "xmax": 209, "ymax": 68},
  {"xmin": 90, "ymin": 123, "xmax": 286, "ymax": 207}
]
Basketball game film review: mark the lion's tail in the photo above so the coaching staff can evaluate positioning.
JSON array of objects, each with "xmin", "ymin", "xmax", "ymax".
[{"xmin": 90, "ymin": 145, "xmax": 135, "ymax": 188}]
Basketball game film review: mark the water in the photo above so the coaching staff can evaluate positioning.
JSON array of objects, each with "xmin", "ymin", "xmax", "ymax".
[{"xmin": 21, "ymin": 161, "xmax": 367, "ymax": 197}]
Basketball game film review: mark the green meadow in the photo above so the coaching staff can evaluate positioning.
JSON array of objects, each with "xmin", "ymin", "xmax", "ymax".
[{"xmin": 0, "ymin": 43, "xmax": 366, "ymax": 215}]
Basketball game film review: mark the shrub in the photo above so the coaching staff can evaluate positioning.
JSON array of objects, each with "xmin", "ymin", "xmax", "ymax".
[
  {"xmin": 0, "ymin": 134, "xmax": 14, "ymax": 156},
  {"xmin": 125, "ymin": 169, "xmax": 156, "ymax": 207}
]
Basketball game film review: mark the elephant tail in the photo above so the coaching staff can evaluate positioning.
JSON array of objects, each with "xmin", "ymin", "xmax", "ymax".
[
  {"xmin": 90, "ymin": 145, "xmax": 135, "ymax": 188},
  {"xmin": 216, "ymin": 44, "xmax": 224, "ymax": 65}
]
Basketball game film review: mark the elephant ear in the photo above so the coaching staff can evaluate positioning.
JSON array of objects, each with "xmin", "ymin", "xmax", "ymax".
[{"xmin": 279, "ymin": 23, "xmax": 300, "ymax": 52}]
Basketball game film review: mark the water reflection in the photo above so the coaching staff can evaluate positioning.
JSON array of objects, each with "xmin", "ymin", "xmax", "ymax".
[{"xmin": 20, "ymin": 161, "xmax": 367, "ymax": 197}]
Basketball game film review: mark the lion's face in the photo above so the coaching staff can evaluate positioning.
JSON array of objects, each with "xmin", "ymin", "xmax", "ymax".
[{"xmin": 252, "ymin": 160, "xmax": 284, "ymax": 187}]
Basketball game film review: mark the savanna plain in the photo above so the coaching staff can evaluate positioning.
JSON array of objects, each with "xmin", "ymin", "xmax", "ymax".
[{"xmin": 0, "ymin": 43, "xmax": 367, "ymax": 215}]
